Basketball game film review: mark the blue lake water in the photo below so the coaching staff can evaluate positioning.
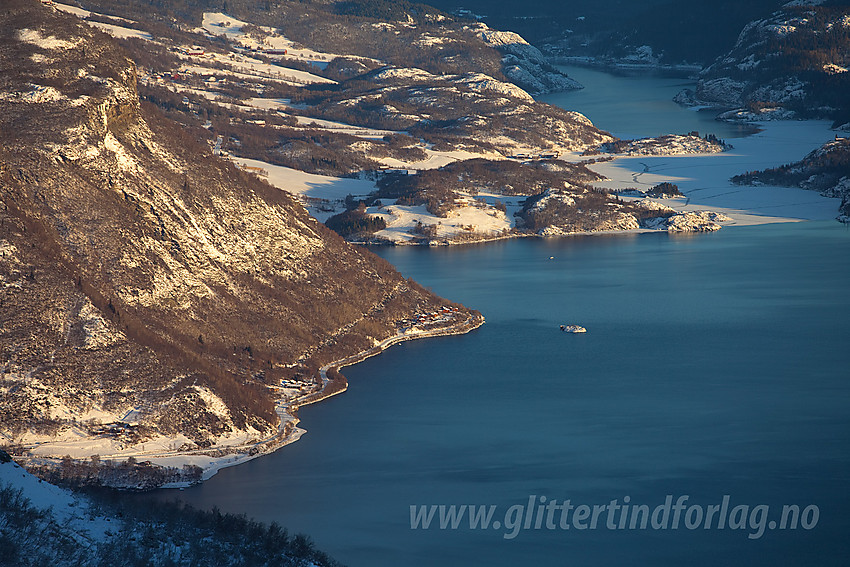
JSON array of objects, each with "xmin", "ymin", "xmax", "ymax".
[
  {"xmin": 143, "ymin": 68, "xmax": 850, "ymax": 566},
  {"xmin": 539, "ymin": 65, "xmax": 758, "ymax": 140}
]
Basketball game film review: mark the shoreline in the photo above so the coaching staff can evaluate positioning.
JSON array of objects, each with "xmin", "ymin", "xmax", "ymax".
[
  {"xmin": 352, "ymin": 230, "xmax": 535, "ymax": 247},
  {"xmin": 587, "ymin": 120, "xmax": 842, "ymax": 226},
  {"xmin": 548, "ymin": 55, "xmax": 703, "ymax": 77},
  {"xmin": 182, "ymin": 309, "xmax": 486, "ymax": 487},
  {"xmin": 16, "ymin": 311, "xmax": 485, "ymax": 489},
  {"xmin": 233, "ymin": 118, "xmax": 844, "ymax": 247}
]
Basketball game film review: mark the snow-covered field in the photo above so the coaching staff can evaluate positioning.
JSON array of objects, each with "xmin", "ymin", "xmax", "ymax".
[
  {"xmin": 232, "ymin": 154, "xmax": 515, "ymax": 241},
  {"xmin": 291, "ymin": 115, "xmax": 400, "ymax": 138},
  {"xmin": 233, "ymin": 156, "xmax": 377, "ymax": 204},
  {"xmin": 379, "ymin": 145, "xmax": 502, "ymax": 170},
  {"xmin": 54, "ymin": 2, "xmax": 153, "ymax": 40},
  {"xmin": 178, "ymin": 61, "xmax": 332, "ymax": 86},
  {"xmin": 200, "ymin": 12, "xmax": 350, "ymax": 68},
  {"xmin": 89, "ymin": 20, "xmax": 152, "ymax": 41},
  {"xmin": 591, "ymin": 120, "xmax": 842, "ymax": 224},
  {"xmin": 369, "ymin": 201, "xmax": 512, "ymax": 243},
  {"xmin": 54, "ymin": 6, "xmax": 336, "ymax": 86},
  {"xmin": 183, "ymin": 47, "xmax": 335, "ymax": 84}
]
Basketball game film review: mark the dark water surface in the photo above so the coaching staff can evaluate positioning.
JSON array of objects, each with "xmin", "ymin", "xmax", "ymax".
[{"xmin": 147, "ymin": 222, "xmax": 850, "ymax": 566}]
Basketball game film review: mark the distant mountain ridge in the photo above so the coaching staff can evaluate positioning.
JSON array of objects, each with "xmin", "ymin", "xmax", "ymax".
[
  {"xmin": 80, "ymin": 0, "xmax": 581, "ymax": 96},
  {"xmin": 674, "ymin": 1, "xmax": 850, "ymax": 124},
  {"xmin": 425, "ymin": 0, "xmax": 785, "ymax": 66}
]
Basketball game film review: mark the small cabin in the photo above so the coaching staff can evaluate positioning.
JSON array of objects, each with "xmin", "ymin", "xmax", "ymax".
[{"xmin": 238, "ymin": 164, "xmax": 269, "ymax": 177}]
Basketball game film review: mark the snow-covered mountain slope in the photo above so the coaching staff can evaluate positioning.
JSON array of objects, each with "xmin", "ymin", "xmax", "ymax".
[
  {"xmin": 1, "ymin": 0, "xmax": 480, "ymax": 487},
  {"xmin": 0, "ymin": 451, "xmax": 112, "ymax": 547}
]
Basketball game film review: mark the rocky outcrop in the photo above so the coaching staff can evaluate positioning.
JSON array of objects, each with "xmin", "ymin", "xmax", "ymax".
[
  {"xmin": 597, "ymin": 134, "xmax": 730, "ymax": 156},
  {"xmin": 522, "ymin": 189, "xmax": 733, "ymax": 235},
  {"xmin": 478, "ymin": 27, "xmax": 583, "ymax": 95},
  {"xmin": 520, "ymin": 186, "xmax": 640, "ymax": 235},
  {"xmin": 642, "ymin": 211, "xmax": 731, "ymax": 232}
]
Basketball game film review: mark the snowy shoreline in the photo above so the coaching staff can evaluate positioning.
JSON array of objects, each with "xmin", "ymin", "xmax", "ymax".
[
  {"xmin": 588, "ymin": 120, "xmax": 842, "ymax": 226},
  {"xmin": 234, "ymin": 119, "xmax": 843, "ymax": 246},
  {"xmin": 16, "ymin": 312, "xmax": 484, "ymax": 489},
  {"xmin": 170, "ymin": 309, "xmax": 485, "ymax": 487}
]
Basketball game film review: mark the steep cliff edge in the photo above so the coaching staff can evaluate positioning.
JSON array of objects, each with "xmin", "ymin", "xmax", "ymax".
[{"xmin": 0, "ymin": 0, "xmax": 481, "ymax": 487}]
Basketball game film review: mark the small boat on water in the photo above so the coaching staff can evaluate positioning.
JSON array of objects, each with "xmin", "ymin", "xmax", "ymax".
[{"xmin": 560, "ymin": 324, "xmax": 587, "ymax": 333}]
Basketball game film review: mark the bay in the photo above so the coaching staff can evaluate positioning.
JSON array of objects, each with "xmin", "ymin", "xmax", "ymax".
[
  {"xmin": 139, "ymin": 66, "xmax": 850, "ymax": 567},
  {"xmin": 147, "ymin": 223, "xmax": 850, "ymax": 566},
  {"xmin": 539, "ymin": 65, "xmax": 758, "ymax": 139}
]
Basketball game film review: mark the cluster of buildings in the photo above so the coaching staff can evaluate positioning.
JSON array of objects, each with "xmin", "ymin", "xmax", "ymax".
[
  {"xmin": 399, "ymin": 306, "xmax": 462, "ymax": 330},
  {"xmin": 510, "ymin": 150, "xmax": 561, "ymax": 160}
]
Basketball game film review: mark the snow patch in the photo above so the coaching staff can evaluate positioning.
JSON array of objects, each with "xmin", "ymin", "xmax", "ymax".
[
  {"xmin": 372, "ymin": 66, "xmax": 436, "ymax": 82},
  {"xmin": 0, "ymin": 458, "xmax": 113, "ymax": 543},
  {"xmin": 0, "ymin": 240, "xmax": 17, "ymax": 261},
  {"xmin": 455, "ymin": 72, "xmax": 534, "ymax": 102},
  {"xmin": 88, "ymin": 21, "xmax": 153, "ymax": 41},
  {"xmin": 479, "ymin": 29, "xmax": 531, "ymax": 49},
  {"xmin": 77, "ymin": 298, "xmax": 124, "ymax": 350},
  {"xmin": 200, "ymin": 12, "xmax": 345, "ymax": 68},
  {"xmin": 103, "ymin": 132, "xmax": 139, "ymax": 173},
  {"xmin": 193, "ymin": 386, "xmax": 231, "ymax": 419},
  {"xmin": 0, "ymin": 84, "xmax": 66, "ymax": 104},
  {"xmin": 53, "ymin": 2, "xmax": 92, "ymax": 17},
  {"xmin": 17, "ymin": 28, "xmax": 79, "ymax": 50},
  {"xmin": 766, "ymin": 24, "xmax": 798, "ymax": 36}
]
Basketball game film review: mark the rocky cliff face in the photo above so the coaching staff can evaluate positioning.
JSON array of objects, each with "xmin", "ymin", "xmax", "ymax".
[
  {"xmin": 477, "ymin": 28, "xmax": 583, "ymax": 95},
  {"xmin": 0, "ymin": 0, "xmax": 479, "ymax": 484}
]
